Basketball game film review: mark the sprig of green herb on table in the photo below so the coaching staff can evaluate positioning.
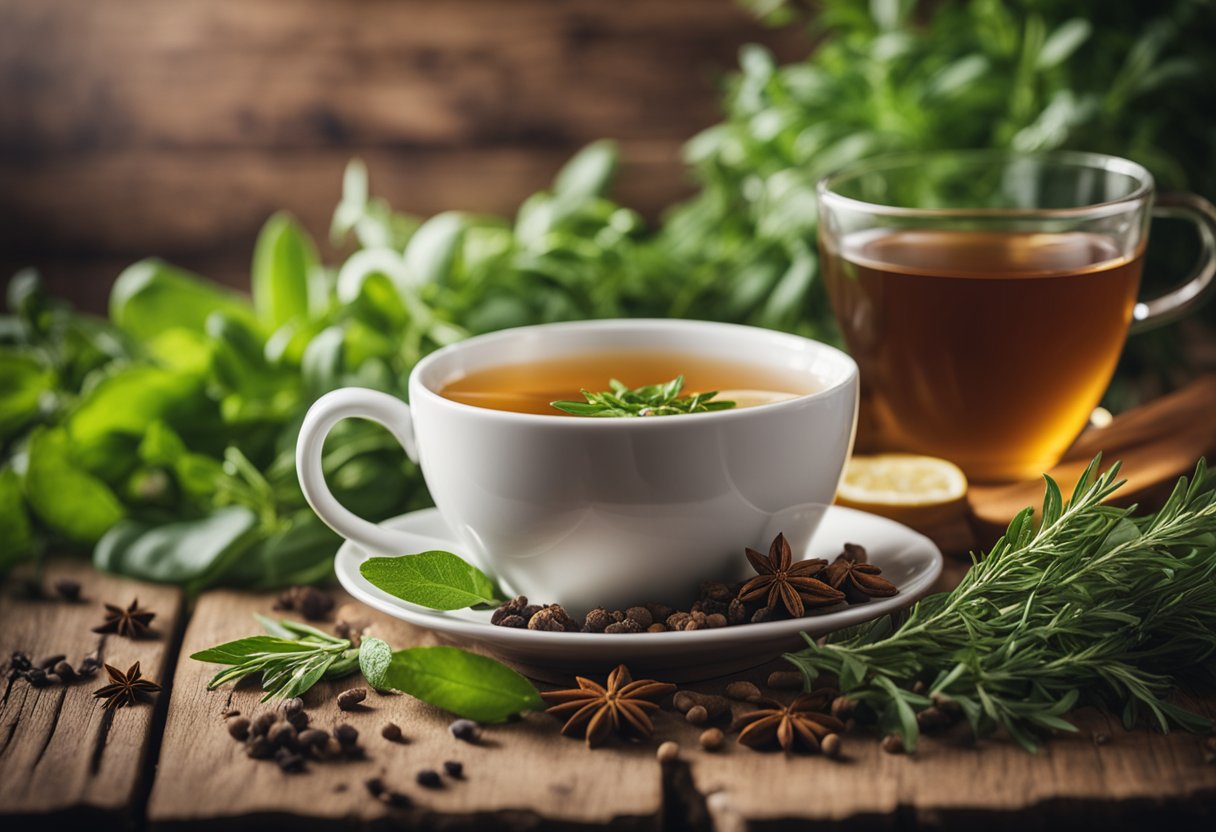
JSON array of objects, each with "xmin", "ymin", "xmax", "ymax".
[
  {"xmin": 359, "ymin": 551, "xmax": 503, "ymax": 610},
  {"xmin": 785, "ymin": 456, "xmax": 1216, "ymax": 753},
  {"xmin": 551, "ymin": 376, "xmax": 736, "ymax": 418},
  {"xmin": 192, "ymin": 619, "xmax": 541, "ymax": 721},
  {"xmin": 191, "ymin": 615, "xmax": 361, "ymax": 701}
]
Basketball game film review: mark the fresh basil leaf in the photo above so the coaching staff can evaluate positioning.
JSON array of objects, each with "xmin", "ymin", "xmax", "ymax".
[
  {"xmin": 360, "ymin": 550, "xmax": 502, "ymax": 610},
  {"xmin": 93, "ymin": 505, "xmax": 260, "ymax": 591},
  {"xmin": 190, "ymin": 636, "xmax": 312, "ymax": 664},
  {"xmin": 110, "ymin": 258, "xmax": 260, "ymax": 340},
  {"xmin": 404, "ymin": 212, "xmax": 466, "ymax": 287},
  {"xmin": 0, "ymin": 468, "xmax": 33, "ymax": 571},
  {"xmin": 0, "ymin": 350, "xmax": 53, "ymax": 439},
  {"xmin": 375, "ymin": 645, "xmax": 542, "ymax": 722},
  {"xmin": 25, "ymin": 427, "xmax": 125, "ymax": 545},
  {"xmin": 252, "ymin": 211, "xmax": 319, "ymax": 328},
  {"xmin": 68, "ymin": 366, "xmax": 204, "ymax": 463},
  {"xmin": 358, "ymin": 636, "xmax": 394, "ymax": 691}
]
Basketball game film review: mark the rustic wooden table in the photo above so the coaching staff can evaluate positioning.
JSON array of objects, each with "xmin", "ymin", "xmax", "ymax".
[{"xmin": 2, "ymin": 554, "xmax": 1214, "ymax": 831}]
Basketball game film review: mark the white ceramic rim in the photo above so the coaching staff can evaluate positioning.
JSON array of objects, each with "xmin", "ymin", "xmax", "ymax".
[
  {"xmin": 334, "ymin": 506, "xmax": 944, "ymax": 648},
  {"xmin": 408, "ymin": 318, "xmax": 858, "ymax": 428}
]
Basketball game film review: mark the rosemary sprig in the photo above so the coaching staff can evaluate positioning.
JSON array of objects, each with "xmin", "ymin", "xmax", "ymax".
[
  {"xmin": 551, "ymin": 376, "xmax": 736, "ymax": 417},
  {"xmin": 191, "ymin": 615, "xmax": 361, "ymax": 701},
  {"xmin": 786, "ymin": 456, "xmax": 1216, "ymax": 752}
]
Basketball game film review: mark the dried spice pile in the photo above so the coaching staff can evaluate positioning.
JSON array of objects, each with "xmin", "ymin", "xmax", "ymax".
[{"xmin": 492, "ymin": 535, "xmax": 896, "ymax": 633}]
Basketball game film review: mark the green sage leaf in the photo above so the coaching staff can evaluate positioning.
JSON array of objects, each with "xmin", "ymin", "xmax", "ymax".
[
  {"xmin": 360, "ymin": 550, "xmax": 502, "ymax": 610},
  {"xmin": 372, "ymin": 644, "xmax": 542, "ymax": 722}
]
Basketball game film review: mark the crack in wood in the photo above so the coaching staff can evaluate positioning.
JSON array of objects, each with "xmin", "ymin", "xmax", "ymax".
[
  {"xmin": 89, "ymin": 707, "xmax": 115, "ymax": 776},
  {"xmin": 0, "ymin": 685, "xmax": 30, "ymax": 758},
  {"xmin": 31, "ymin": 685, "xmax": 67, "ymax": 769}
]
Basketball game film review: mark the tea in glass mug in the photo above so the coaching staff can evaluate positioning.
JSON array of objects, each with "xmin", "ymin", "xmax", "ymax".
[{"xmin": 818, "ymin": 151, "xmax": 1216, "ymax": 482}]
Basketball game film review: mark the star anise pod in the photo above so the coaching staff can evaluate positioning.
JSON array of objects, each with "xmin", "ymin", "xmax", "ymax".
[
  {"xmin": 738, "ymin": 533, "xmax": 843, "ymax": 617},
  {"xmin": 823, "ymin": 544, "xmax": 898, "ymax": 603},
  {"xmin": 92, "ymin": 598, "xmax": 156, "ymax": 638},
  {"xmin": 733, "ymin": 691, "xmax": 844, "ymax": 754},
  {"xmin": 93, "ymin": 661, "xmax": 161, "ymax": 710},
  {"xmin": 541, "ymin": 664, "xmax": 676, "ymax": 748}
]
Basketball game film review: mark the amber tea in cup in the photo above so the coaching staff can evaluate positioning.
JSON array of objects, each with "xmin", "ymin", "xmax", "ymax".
[{"xmin": 819, "ymin": 151, "xmax": 1216, "ymax": 482}]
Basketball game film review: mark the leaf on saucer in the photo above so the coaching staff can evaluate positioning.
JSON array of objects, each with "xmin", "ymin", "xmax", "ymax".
[
  {"xmin": 362, "ymin": 642, "xmax": 542, "ymax": 722},
  {"xmin": 360, "ymin": 550, "xmax": 503, "ymax": 610}
]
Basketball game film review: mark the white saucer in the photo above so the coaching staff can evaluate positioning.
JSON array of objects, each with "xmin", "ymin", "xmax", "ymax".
[{"xmin": 334, "ymin": 506, "xmax": 943, "ymax": 682}]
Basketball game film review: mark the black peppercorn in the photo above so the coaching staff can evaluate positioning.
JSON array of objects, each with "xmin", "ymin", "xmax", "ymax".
[
  {"xmin": 298, "ymin": 587, "xmax": 334, "ymax": 621},
  {"xmin": 449, "ymin": 718, "xmax": 481, "ymax": 743},
  {"xmin": 415, "ymin": 769, "xmax": 442, "ymax": 789},
  {"xmin": 246, "ymin": 736, "xmax": 274, "ymax": 759},
  {"xmin": 274, "ymin": 747, "xmax": 306, "ymax": 773},
  {"xmin": 53, "ymin": 578, "xmax": 82, "ymax": 602},
  {"xmin": 227, "ymin": 717, "xmax": 251, "ymax": 741},
  {"xmin": 364, "ymin": 776, "xmax": 386, "ymax": 798},
  {"xmin": 443, "ymin": 760, "xmax": 463, "ymax": 778},
  {"xmin": 334, "ymin": 723, "xmax": 359, "ymax": 747},
  {"xmin": 251, "ymin": 712, "xmax": 278, "ymax": 737}
]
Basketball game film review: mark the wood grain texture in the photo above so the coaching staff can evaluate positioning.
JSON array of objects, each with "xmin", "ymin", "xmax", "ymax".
[
  {"xmin": 0, "ymin": 560, "xmax": 184, "ymax": 828},
  {"xmin": 148, "ymin": 591, "xmax": 663, "ymax": 830},
  {"xmin": 0, "ymin": 0, "xmax": 807, "ymax": 310}
]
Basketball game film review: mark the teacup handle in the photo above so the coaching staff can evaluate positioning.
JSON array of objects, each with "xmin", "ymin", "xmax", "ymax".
[
  {"xmin": 296, "ymin": 387, "xmax": 430, "ymax": 554},
  {"xmin": 1131, "ymin": 192, "xmax": 1216, "ymax": 332}
]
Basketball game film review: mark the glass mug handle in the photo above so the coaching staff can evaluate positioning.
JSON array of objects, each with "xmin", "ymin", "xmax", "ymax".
[{"xmin": 1130, "ymin": 192, "xmax": 1216, "ymax": 333}]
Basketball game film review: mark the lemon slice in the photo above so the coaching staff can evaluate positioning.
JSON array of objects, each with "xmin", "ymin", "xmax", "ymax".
[
  {"xmin": 836, "ymin": 454, "xmax": 968, "ymax": 530},
  {"xmin": 716, "ymin": 389, "xmax": 800, "ymax": 409}
]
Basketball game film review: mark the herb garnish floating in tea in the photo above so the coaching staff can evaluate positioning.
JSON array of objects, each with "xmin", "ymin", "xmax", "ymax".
[
  {"xmin": 551, "ymin": 376, "xmax": 735, "ymax": 417},
  {"xmin": 785, "ymin": 456, "xmax": 1216, "ymax": 753}
]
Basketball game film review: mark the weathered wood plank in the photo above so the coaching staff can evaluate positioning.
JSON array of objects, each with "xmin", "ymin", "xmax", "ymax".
[
  {"xmin": 668, "ymin": 680, "xmax": 1216, "ymax": 831},
  {"xmin": 0, "ymin": 560, "xmax": 184, "ymax": 828},
  {"xmin": 148, "ymin": 590, "xmax": 663, "ymax": 830}
]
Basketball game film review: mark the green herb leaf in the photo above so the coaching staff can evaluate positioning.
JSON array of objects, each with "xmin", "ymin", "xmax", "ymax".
[
  {"xmin": 191, "ymin": 616, "xmax": 359, "ymax": 701},
  {"xmin": 358, "ymin": 636, "xmax": 394, "ymax": 690},
  {"xmin": 366, "ymin": 643, "xmax": 542, "ymax": 722},
  {"xmin": 360, "ymin": 551, "xmax": 502, "ymax": 610},
  {"xmin": 551, "ymin": 375, "xmax": 736, "ymax": 418},
  {"xmin": 252, "ymin": 211, "xmax": 320, "ymax": 327}
]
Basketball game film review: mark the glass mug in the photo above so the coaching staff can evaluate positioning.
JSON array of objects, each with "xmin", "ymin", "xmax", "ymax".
[{"xmin": 818, "ymin": 150, "xmax": 1216, "ymax": 482}]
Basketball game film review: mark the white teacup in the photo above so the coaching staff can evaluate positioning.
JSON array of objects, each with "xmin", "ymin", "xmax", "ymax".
[{"xmin": 296, "ymin": 319, "xmax": 858, "ymax": 613}]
